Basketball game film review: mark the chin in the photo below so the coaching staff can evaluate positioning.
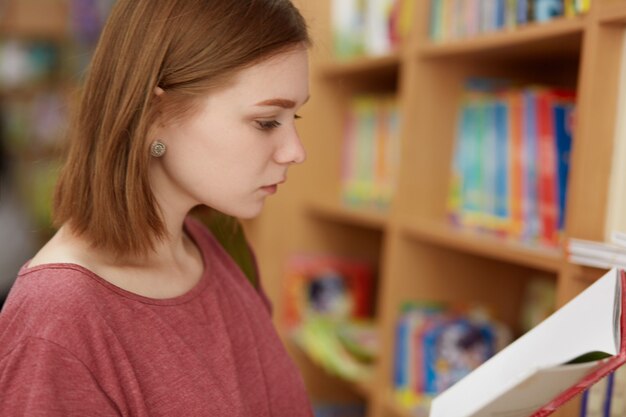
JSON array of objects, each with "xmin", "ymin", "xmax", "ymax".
[{"xmin": 222, "ymin": 203, "xmax": 265, "ymax": 220}]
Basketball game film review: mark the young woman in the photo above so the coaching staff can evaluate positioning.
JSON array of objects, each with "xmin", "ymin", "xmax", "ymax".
[{"xmin": 0, "ymin": 1, "xmax": 313, "ymax": 416}]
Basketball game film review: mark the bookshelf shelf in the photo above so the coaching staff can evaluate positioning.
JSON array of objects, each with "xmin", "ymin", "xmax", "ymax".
[
  {"xmin": 318, "ymin": 52, "xmax": 401, "ymax": 80},
  {"xmin": 306, "ymin": 200, "xmax": 389, "ymax": 231},
  {"xmin": 418, "ymin": 17, "xmax": 586, "ymax": 60},
  {"xmin": 401, "ymin": 221, "xmax": 564, "ymax": 273}
]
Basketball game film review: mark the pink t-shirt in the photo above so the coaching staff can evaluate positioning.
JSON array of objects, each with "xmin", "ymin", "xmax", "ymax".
[{"xmin": 0, "ymin": 218, "xmax": 313, "ymax": 417}]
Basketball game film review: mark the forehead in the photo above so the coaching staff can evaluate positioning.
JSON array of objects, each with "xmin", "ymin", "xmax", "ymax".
[{"xmin": 224, "ymin": 48, "xmax": 310, "ymax": 102}]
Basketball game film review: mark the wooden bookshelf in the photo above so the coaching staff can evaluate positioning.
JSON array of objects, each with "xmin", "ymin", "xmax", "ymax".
[
  {"xmin": 318, "ymin": 52, "xmax": 402, "ymax": 79},
  {"xmin": 248, "ymin": 0, "xmax": 626, "ymax": 416},
  {"xmin": 402, "ymin": 220, "xmax": 564, "ymax": 273},
  {"xmin": 307, "ymin": 200, "xmax": 389, "ymax": 231}
]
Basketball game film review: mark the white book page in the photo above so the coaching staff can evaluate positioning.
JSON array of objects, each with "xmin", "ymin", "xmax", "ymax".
[
  {"xmin": 430, "ymin": 268, "xmax": 620, "ymax": 417},
  {"xmin": 470, "ymin": 361, "xmax": 602, "ymax": 417}
]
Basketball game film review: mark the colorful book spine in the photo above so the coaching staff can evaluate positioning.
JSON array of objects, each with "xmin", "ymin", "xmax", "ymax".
[
  {"xmin": 342, "ymin": 95, "xmax": 401, "ymax": 210},
  {"xmin": 430, "ymin": 0, "xmax": 588, "ymax": 41},
  {"xmin": 333, "ymin": 0, "xmax": 413, "ymax": 58},
  {"xmin": 522, "ymin": 89, "xmax": 540, "ymax": 242},
  {"xmin": 493, "ymin": 95, "xmax": 511, "ymax": 231},
  {"xmin": 553, "ymin": 98, "xmax": 575, "ymax": 235},
  {"xmin": 508, "ymin": 92, "xmax": 524, "ymax": 237},
  {"xmin": 393, "ymin": 303, "xmax": 509, "ymax": 402},
  {"xmin": 536, "ymin": 89, "xmax": 559, "ymax": 246},
  {"xmin": 447, "ymin": 81, "xmax": 575, "ymax": 247}
]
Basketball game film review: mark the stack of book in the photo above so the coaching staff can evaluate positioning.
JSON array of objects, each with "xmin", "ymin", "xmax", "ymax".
[
  {"xmin": 568, "ymin": 232, "xmax": 626, "ymax": 270},
  {"xmin": 341, "ymin": 95, "xmax": 401, "ymax": 211},
  {"xmin": 392, "ymin": 302, "xmax": 511, "ymax": 412},
  {"xmin": 429, "ymin": 0, "xmax": 592, "ymax": 42},
  {"xmin": 332, "ymin": 0, "xmax": 415, "ymax": 59},
  {"xmin": 447, "ymin": 79, "xmax": 576, "ymax": 247}
]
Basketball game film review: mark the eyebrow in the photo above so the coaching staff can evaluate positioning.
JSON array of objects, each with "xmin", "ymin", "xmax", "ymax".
[{"xmin": 255, "ymin": 96, "xmax": 311, "ymax": 108}]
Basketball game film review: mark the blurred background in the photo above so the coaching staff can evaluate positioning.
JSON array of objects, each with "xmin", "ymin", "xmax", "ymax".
[{"xmin": 0, "ymin": 0, "xmax": 115, "ymax": 305}]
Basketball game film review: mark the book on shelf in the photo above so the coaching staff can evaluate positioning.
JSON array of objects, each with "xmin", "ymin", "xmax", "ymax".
[
  {"xmin": 331, "ymin": 0, "xmax": 414, "ymax": 59},
  {"xmin": 429, "ymin": 0, "xmax": 588, "ymax": 42},
  {"xmin": 392, "ymin": 302, "xmax": 512, "ymax": 411},
  {"xmin": 341, "ymin": 94, "xmax": 401, "ymax": 211},
  {"xmin": 430, "ymin": 267, "xmax": 626, "ymax": 417},
  {"xmin": 568, "ymin": 233, "xmax": 626, "ymax": 270},
  {"xmin": 447, "ymin": 79, "xmax": 575, "ymax": 246},
  {"xmin": 604, "ymin": 31, "xmax": 626, "ymax": 243},
  {"xmin": 282, "ymin": 253, "xmax": 376, "ymax": 330}
]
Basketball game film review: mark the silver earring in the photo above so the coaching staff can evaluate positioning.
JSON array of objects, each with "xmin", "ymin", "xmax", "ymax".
[{"xmin": 150, "ymin": 140, "xmax": 166, "ymax": 157}]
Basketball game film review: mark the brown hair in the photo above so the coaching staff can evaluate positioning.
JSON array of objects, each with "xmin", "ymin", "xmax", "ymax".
[{"xmin": 53, "ymin": 0, "xmax": 310, "ymax": 257}]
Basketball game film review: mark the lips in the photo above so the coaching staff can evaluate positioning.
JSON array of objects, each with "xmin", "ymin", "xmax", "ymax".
[{"xmin": 261, "ymin": 184, "xmax": 278, "ymax": 194}]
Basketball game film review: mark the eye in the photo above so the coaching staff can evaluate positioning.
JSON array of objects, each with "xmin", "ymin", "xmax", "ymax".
[{"xmin": 256, "ymin": 120, "xmax": 281, "ymax": 130}]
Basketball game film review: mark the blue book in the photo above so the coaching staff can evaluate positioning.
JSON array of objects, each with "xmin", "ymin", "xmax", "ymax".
[
  {"xmin": 552, "ymin": 101, "xmax": 574, "ymax": 233},
  {"xmin": 494, "ymin": 97, "xmax": 510, "ymax": 228},
  {"xmin": 517, "ymin": 0, "xmax": 529, "ymax": 24},
  {"xmin": 495, "ymin": 0, "xmax": 507, "ymax": 29},
  {"xmin": 482, "ymin": 100, "xmax": 498, "ymax": 228},
  {"xmin": 534, "ymin": 0, "xmax": 563, "ymax": 22},
  {"xmin": 393, "ymin": 315, "xmax": 409, "ymax": 389},
  {"xmin": 461, "ymin": 99, "xmax": 483, "ymax": 224}
]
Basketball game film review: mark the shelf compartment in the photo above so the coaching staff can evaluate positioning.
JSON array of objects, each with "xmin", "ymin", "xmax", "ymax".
[
  {"xmin": 306, "ymin": 200, "xmax": 389, "ymax": 231},
  {"xmin": 418, "ymin": 16, "xmax": 586, "ymax": 61},
  {"xmin": 401, "ymin": 220, "xmax": 563, "ymax": 272}
]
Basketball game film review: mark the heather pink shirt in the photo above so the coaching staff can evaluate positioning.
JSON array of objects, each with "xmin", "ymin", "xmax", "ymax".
[{"xmin": 0, "ymin": 217, "xmax": 313, "ymax": 417}]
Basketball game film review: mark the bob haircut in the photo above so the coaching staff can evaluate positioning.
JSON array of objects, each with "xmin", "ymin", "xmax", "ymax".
[{"xmin": 53, "ymin": 0, "xmax": 310, "ymax": 257}]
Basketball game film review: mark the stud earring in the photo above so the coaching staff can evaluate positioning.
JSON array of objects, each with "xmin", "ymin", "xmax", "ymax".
[{"xmin": 150, "ymin": 140, "xmax": 166, "ymax": 157}]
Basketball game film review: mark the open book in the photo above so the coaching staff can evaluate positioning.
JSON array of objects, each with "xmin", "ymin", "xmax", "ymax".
[{"xmin": 429, "ymin": 268, "xmax": 626, "ymax": 417}]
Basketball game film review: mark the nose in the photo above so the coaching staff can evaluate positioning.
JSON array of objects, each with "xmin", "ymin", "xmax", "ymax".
[{"xmin": 274, "ymin": 128, "xmax": 306, "ymax": 165}]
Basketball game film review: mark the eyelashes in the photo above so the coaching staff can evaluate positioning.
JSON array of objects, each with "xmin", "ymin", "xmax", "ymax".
[
  {"xmin": 256, "ymin": 120, "xmax": 281, "ymax": 130},
  {"xmin": 256, "ymin": 114, "xmax": 302, "ymax": 131}
]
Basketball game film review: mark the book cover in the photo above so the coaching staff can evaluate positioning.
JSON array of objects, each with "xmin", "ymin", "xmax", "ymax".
[
  {"xmin": 430, "ymin": 268, "xmax": 626, "ymax": 417},
  {"xmin": 282, "ymin": 254, "xmax": 375, "ymax": 330}
]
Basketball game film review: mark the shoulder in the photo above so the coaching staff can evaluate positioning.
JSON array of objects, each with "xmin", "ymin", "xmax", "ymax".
[{"xmin": 0, "ymin": 264, "xmax": 109, "ymax": 357}]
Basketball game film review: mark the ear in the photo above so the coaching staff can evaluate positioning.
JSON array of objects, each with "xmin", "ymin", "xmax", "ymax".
[{"xmin": 154, "ymin": 86, "xmax": 165, "ymax": 96}]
